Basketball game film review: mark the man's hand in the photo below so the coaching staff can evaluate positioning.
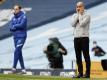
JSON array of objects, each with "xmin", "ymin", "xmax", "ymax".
[
  {"xmin": 10, "ymin": 25, "xmax": 16, "ymax": 31},
  {"xmin": 76, "ymin": 8, "xmax": 79, "ymax": 14},
  {"xmin": 58, "ymin": 48, "xmax": 65, "ymax": 54},
  {"xmin": 43, "ymin": 47, "xmax": 47, "ymax": 53}
]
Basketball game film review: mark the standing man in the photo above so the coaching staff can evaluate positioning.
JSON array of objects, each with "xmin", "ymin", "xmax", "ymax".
[
  {"xmin": 10, "ymin": 5, "xmax": 27, "ymax": 74},
  {"xmin": 71, "ymin": 2, "xmax": 91, "ymax": 78}
]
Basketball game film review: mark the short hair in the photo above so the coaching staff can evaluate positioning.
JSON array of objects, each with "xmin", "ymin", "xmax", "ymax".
[
  {"xmin": 77, "ymin": 1, "xmax": 84, "ymax": 7},
  {"xmin": 14, "ymin": 5, "xmax": 22, "ymax": 9},
  {"xmin": 18, "ymin": 6, "xmax": 22, "ymax": 9}
]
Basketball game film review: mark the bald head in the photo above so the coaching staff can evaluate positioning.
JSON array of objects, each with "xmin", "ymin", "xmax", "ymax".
[
  {"xmin": 76, "ymin": 2, "xmax": 85, "ymax": 14},
  {"xmin": 77, "ymin": 2, "xmax": 84, "ymax": 7}
]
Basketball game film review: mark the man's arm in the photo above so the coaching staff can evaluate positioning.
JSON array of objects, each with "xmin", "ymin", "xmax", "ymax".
[
  {"xmin": 58, "ymin": 43, "xmax": 67, "ymax": 55},
  {"xmin": 14, "ymin": 15, "xmax": 27, "ymax": 29},
  {"xmin": 9, "ymin": 18, "xmax": 16, "ymax": 32},
  {"xmin": 92, "ymin": 47, "xmax": 95, "ymax": 52},
  {"xmin": 71, "ymin": 14, "xmax": 79, "ymax": 27},
  {"xmin": 98, "ymin": 46, "xmax": 106, "ymax": 54},
  {"xmin": 79, "ymin": 14, "xmax": 90, "ymax": 27}
]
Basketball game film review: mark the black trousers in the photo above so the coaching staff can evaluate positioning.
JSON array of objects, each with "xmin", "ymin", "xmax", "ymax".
[
  {"xmin": 74, "ymin": 37, "xmax": 91, "ymax": 75},
  {"xmin": 49, "ymin": 57, "xmax": 64, "ymax": 69}
]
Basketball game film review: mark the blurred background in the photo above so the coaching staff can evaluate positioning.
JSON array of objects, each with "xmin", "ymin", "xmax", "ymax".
[{"xmin": 0, "ymin": 0, "xmax": 107, "ymax": 69}]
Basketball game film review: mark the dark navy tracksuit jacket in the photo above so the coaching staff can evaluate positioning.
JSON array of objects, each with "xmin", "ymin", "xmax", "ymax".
[{"xmin": 10, "ymin": 11, "xmax": 27, "ymax": 69}]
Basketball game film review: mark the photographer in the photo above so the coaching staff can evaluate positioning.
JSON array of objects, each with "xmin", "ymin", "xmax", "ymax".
[
  {"xmin": 43, "ymin": 37, "xmax": 67, "ymax": 69},
  {"xmin": 92, "ymin": 41, "xmax": 106, "ymax": 57}
]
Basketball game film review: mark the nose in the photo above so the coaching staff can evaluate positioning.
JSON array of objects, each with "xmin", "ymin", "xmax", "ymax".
[{"xmin": 77, "ymin": 7, "xmax": 80, "ymax": 11}]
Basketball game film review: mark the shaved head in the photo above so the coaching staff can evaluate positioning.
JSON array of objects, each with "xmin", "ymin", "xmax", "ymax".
[
  {"xmin": 77, "ymin": 1, "xmax": 84, "ymax": 7},
  {"xmin": 76, "ymin": 1, "xmax": 85, "ymax": 14}
]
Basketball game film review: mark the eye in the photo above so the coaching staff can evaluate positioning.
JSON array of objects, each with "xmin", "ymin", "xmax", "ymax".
[
  {"xmin": 77, "ymin": 6, "xmax": 82, "ymax": 8},
  {"xmin": 14, "ymin": 8, "xmax": 19, "ymax": 10}
]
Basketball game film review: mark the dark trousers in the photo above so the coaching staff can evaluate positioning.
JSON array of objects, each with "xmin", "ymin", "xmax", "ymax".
[
  {"xmin": 74, "ymin": 37, "xmax": 91, "ymax": 75},
  {"xmin": 13, "ymin": 37, "xmax": 26, "ymax": 69},
  {"xmin": 50, "ymin": 59, "xmax": 63, "ymax": 69}
]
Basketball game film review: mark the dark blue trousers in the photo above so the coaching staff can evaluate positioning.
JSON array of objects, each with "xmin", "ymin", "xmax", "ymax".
[{"xmin": 13, "ymin": 37, "xmax": 26, "ymax": 69}]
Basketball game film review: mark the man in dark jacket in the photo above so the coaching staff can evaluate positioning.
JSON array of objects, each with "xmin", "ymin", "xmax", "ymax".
[
  {"xmin": 92, "ymin": 41, "xmax": 106, "ymax": 57},
  {"xmin": 10, "ymin": 5, "xmax": 27, "ymax": 74},
  {"xmin": 44, "ymin": 37, "xmax": 67, "ymax": 69}
]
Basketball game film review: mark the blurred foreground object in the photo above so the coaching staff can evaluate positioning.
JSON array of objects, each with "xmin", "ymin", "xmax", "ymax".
[{"xmin": 0, "ymin": 0, "xmax": 5, "ymax": 4}]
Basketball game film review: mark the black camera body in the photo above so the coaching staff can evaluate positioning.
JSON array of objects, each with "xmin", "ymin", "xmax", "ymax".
[{"xmin": 47, "ymin": 45, "xmax": 54, "ymax": 52}]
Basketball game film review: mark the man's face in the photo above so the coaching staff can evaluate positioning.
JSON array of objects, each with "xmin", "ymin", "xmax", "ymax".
[
  {"xmin": 14, "ymin": 6, "xmax": 20, "ymax": 14},
  {"xmin": 93, "ymin": 42, "xmax": 97, "ymax": 47},
  {"xmin": 76, "ymin": 2, "xmax": 84, "ymax": 14}
]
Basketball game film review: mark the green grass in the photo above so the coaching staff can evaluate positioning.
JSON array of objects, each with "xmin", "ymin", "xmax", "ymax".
[
  {"xmin": 0, "ymin": 74, "xmax": 104, "ymax": 80},
  {"xmin": 0, "ymin": 74, "xmax": 72, "ymax": 80}
]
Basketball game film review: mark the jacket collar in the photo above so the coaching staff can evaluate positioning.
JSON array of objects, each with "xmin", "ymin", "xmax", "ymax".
[{"xmin": 14, "ymin": 11, "xmax": 24, "ymax": 18}]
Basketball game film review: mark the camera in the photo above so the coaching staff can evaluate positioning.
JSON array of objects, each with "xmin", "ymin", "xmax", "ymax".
[{"xmin": 47, "ymin": 45, "xmax": 54, "ymax": 52}]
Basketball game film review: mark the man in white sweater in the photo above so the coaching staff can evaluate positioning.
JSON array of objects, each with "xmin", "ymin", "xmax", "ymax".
[{"xmin": 71, "ymin": 2, "xmax": 91, "ymax": 78}]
